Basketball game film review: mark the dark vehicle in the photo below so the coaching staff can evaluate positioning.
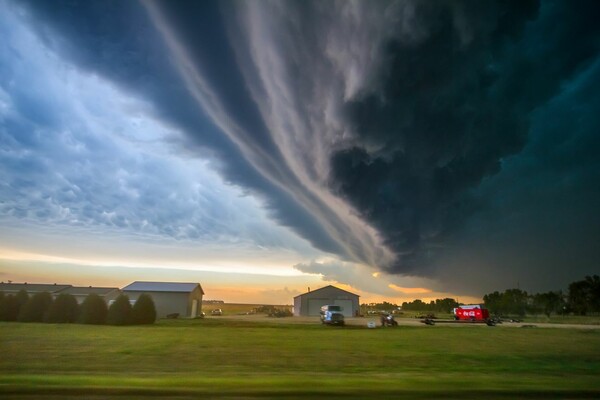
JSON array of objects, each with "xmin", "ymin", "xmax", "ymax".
[
  {"xmin": 381, "ymin": 313, "xmax": 398, "ymax": 327},
  {"xmin": 320, "ymin": 305, "xmax": 345, "ymax": 326}
]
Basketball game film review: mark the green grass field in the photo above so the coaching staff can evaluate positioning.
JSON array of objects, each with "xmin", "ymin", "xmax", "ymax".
[{"xmin": 1, "ymin": 317, "xmax": 599, "ymax": 398}]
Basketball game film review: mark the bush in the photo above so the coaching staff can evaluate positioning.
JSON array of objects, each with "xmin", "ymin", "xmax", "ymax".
[
  {"xmin": 107, "ymin": 294, "xmax": 133, "ymax": 325},
  {"xmin": 132, "ymin": 293, "xmax": 156, "ymax": 325},
  {"xmin": 0, "ymin": 294, "xmax": 21, "ymax": 321},
  {"xmin": 16, "ymin": 289, "xmax": 29, "ymax": 310},
  {"xmin": 268, "ymin": 308, "xmax": 293, "ymax": 318},
  {"xmin": 80, "ymin": 294, "xmax": 108, "ymax": 325},
  {"xmin": 46, "ymin": 293, "xmax": 79, "ymax": 323},
  {"xmin": 18, "ymin": 292, "xmax": 53, "ymax": 322}
]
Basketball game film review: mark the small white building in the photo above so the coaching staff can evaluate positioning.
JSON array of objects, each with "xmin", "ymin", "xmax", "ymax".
[
  {"xmin": 122, "ymin": 281, "xmax": 204, "ymax": 319},
  {"xmin": 293, "ymin": 285, "xmax": 360, "ymax": 317}
]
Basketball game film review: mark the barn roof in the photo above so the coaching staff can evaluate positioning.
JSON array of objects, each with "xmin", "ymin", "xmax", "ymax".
[
  {"xmin": 0, "ymin": 282, "xmax": 72, "ymax": 294},
  {"xmin": 60, "ymin": 286, "xmax": 120, "ymax": 296},
  {"xmin": 294, "ymin": 285, "xmax": 359, "ymax": 299},
  {"xmin": 122, "ymin": 281, "xmax": 204, "ymax": 295}
]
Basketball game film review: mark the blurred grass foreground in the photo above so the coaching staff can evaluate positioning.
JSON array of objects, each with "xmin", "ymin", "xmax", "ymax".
[{"xmin": 1, "ymin": 317, "xmax": 600, "ymax": 399}]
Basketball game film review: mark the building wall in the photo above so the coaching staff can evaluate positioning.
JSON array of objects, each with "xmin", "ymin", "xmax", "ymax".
[
  {"xmin": 124, "ymin": 288, "xmax": 203, "ymax": 318},
  {"xmin": 188, "ymin": 286, "xmax": 203, "ymax": 317},
  {"xmin": 70, "ymin": 290, "xmax": 121, "ymax": 305},
  {"xmin": 295, "ymin": 286, "xmax": 359, "ymax": 317}
]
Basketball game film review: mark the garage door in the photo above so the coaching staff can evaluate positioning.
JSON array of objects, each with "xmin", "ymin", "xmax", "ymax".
[
  {"xmin": 307, "ymin": 299, "xmax": 328, "ymax": 316},
  {"xmin": 334, "ymin": 300, "xmax": 354, "ymax": 317}
]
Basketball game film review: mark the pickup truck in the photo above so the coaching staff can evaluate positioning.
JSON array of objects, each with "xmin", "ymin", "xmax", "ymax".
[{"xmin": 320, "ymin": 305, "xmax": 345, "ymax": 326}]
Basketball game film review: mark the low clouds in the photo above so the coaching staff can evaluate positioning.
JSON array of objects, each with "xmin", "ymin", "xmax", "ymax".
[{"xmin": 3, "ymin": 0, "xmax": 599, "ymax": 298}]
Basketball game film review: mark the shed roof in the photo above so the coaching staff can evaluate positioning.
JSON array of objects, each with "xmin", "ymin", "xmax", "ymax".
[
  {"xmin": 294, "ymin": 285, "xmax": 359, "ymax": 299},
  {"xmin": 122, "ymin": 281, "xmax": 204, "ymax": 294},
  {"xmin": 0, "ymin": 282, "xmax": 72, "ymax": 294},
  {"xmin": 60, "ymin": 286, "xmax": 120, "ymax": 296}
]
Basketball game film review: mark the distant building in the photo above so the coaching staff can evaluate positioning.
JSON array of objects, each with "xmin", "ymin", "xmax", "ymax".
[
  {"xmin": 59, "ymin": 286, "xmax": 121, "ymax": 304},
  {"xmin": 122, "ymin": 281, "xmax": 204, "ymax": 318},
  {"xmin": 0, "ymin": 282, "xmax": 72, "ymax": 295},
  {"xmin": 293, "ymin": 285, "xmax": 359, "ymax": 317},
  {"xmin": 0, "ymin": 282, "xmax": 121, "ymax": 305}
]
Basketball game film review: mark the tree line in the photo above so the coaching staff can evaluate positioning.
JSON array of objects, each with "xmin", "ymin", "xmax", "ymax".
[
  {"xmin": 483, "ymin": 275, "xmax": 600, "ymax": 317},
  {"xmin": 0, "ymin": 291, "xmax": 157, "ymax": 325},
  {"xmin": 400, "ymin": 298, "xmax": 460, "ymax": 313},
  {"xmin": 368, "ymin": 275, "xmax": 599, "ymax": 318},
  {"xmin": 365, "ymin": 299, "xmax": 460, "ymax": 314}
]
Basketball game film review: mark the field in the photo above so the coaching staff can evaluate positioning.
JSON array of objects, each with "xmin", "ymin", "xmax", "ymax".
[{"xmin": 1, "ymin": 315, "xmax": 600, "ymax": 399}]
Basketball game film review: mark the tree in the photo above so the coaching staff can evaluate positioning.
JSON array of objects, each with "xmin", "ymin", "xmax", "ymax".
[
  {"xmin": 401, "ymin": 299, "xmax": 428, "ymax": 311},
  {"xmin": 568, "ymin": 275, "xmax": 600, "ymax": 315},
  {"xmin": 46, "ymin": 293, "xmax": 79, "ymax": 323},
  {"xmin": 0, "ymin": 294, "xmax": 21, "ymax": 321},
  {"xmin": 79, "ymin": 294, "xmax": 108, "ymax": 325},
  {"xmin": 132, "ymin": 294, "xmax": 157, "ymax": 325},
  {"xmin": 16, "ymin": 290, "xmax": 29, "ymax": 311},
  {"xmin": 107, "ymin": 294, "xmax": 133, "ymax": 325},
  {"xmin": 483, "ymin": 291, "xmax": 503, "ymax": 314},
  {"xmin": 585, "ymin": 275, "xmax": 600, "ymax": 313},
  {"xmin": 18, "ymin": 292, "xmax": 53, "ymax": 322},
  {"xmin": 484, "ymin": 289, "xmax": 529, "ymax": 316},
  {"xmin": 435, "ymin": 298, "xmax": 460, "ymax": 313},
  {"xmin": 532, "ymin": 291, "xmax": 565, "ymax": 317},
  {"xmin": 503, "ymin": 289, "xmax": 529, "ymax": 316}
]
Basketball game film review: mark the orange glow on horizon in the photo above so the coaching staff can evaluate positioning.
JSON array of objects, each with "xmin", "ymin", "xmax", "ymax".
[{"xmin": 388, "ymin": 284, "xmax": 432, "ymax": 294}]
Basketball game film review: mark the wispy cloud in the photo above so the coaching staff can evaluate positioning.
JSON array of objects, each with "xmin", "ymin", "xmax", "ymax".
[{"xmin": 0, "ymin": 2, "xmax": 321, "ymax": 277}]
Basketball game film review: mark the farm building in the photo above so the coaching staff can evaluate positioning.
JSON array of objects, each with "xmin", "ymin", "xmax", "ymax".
[
  {"xmin": 122, "ymin": 281, "xmax": 204, "ymax": 318},
  {"xmin": 293, "ymin": 285, "xmax": 359, "ymax": 317},
  {"xmin": 59, "ymin": 286, "xmax": 121, "ymax": 304},
  {"xmin": 0, "ymin": 282, "xmax": 72, "ymax": 295}
]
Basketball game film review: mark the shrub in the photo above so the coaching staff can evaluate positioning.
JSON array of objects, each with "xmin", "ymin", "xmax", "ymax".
[
  {"xmin": 80, "ymin": 294, "xmax": 108, "ymax": 325},
  {"xmin": 16, "ymin": 289, "xmax": 29, "ymax": 309},
  {"xmin": 107, "ymin": 294, "xmax": 133, "ymax": 326},
  {"xmin": 0, "ymin": 294, "xmax": 21, "ymax": 321},
  {"xmin": 46, "ymin": 293, "xmax": 79, "ymax": 323},
  {"xmin": 18, "ymin": 292, "xmax": 53, "ymax": 322},
  {"xmin": 132, "ymin": 293, "xmax": 156, "ymax": 325}
]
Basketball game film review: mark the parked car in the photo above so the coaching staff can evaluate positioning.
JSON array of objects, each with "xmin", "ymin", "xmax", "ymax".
[
  {"xmin": 211, "ymin": 308, "xmax": 223, "ymax": 316},
  {"xmin": 320, "ymin": 305, "xmax": 345, "ymax": 326}
]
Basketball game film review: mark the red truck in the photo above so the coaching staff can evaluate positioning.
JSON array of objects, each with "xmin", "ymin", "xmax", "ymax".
[{"xmin": 453, "ymin": 305, "xmax": 490, "ymax": 321}]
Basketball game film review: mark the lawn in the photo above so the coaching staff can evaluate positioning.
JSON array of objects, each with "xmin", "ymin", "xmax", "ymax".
[{"xmin": 1, "ymin": 318, "xmax": 599, "ymax": 398}]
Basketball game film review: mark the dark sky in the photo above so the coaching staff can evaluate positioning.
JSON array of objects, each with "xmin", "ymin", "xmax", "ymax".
[{"xmin": 2, "ymin": 0, "xmax": 599, "ymax": 297}]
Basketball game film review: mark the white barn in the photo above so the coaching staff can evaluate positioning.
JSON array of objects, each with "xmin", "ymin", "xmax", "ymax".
[
  {"xmin": 293, "ymin": 285, "xmax": 360, "ymax": 317},
  {"xmin": 122, "ymin": 281, "xmax": 204, "ymax": 319}
]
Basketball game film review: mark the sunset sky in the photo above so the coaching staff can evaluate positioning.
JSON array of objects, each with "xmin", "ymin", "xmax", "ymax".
[{"xmin": 1, "ymin": 0, "xmax": 598, "ymax": 305}]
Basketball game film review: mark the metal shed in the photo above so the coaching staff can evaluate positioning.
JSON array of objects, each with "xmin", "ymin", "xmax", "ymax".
[
  {"xmin": 58, "ymin": 286, "xmax": 121, "ymax": 305},
  {"xmin": 293, "ymin": 285, "xmax": 359, "ymax": 317},
  {"xmin": 122, "ymin": 281, "xmax": 204, "ymax": 318},
  {"xmin": 0, "ymin": 282, "xmax": 72, "ymax": 295}
]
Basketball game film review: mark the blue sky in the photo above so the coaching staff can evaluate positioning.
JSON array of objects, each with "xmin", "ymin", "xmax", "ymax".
[{"xmin": 1, "ymin": 1, "xmax": 598, "ymax": 304}]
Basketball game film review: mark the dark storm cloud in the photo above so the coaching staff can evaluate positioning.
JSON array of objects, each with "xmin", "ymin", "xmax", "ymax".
[
  {"xmin": 434, "ymin": 55, "xmax": 600, "ymax": 295},
  {"xmin": 11, "ymin": 0, "xmax": 600, "ymax": 294},
  {"xmin": 328, "ymin": 0, "xmax": 600, "ymax": 278}
]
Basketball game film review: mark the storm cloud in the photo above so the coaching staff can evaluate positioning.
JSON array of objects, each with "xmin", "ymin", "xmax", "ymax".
[{"xmin": 4, "ymin": 0, "xmax": 599, "ymax": 296}]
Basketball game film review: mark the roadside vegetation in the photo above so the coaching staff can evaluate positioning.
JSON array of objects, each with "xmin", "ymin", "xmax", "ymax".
[
  {"xmin": 365, "ymin": 275, "xmax": 600, "ymax": 322},
  {"xmin": 0, "ymin": 291, "xmax": 156, "ymax": 326}
]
